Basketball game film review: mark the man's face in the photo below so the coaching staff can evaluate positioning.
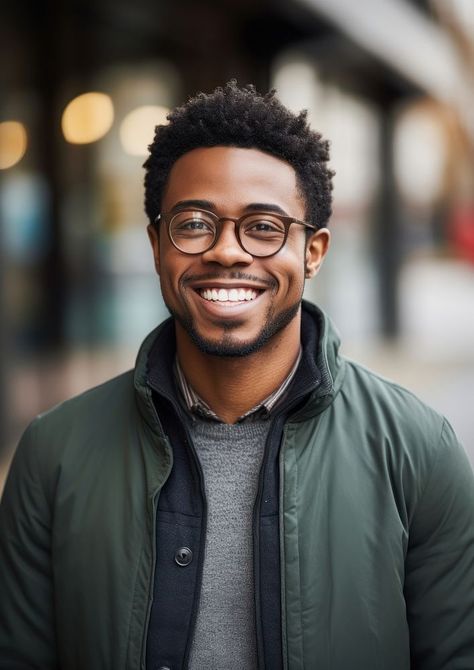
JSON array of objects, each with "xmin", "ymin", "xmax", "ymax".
[{"xmin": 148, "ymin": 146, "xmax": 329, "ymax": 357}]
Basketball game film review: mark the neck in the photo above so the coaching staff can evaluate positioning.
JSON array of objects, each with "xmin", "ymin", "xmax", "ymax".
[{"xmin": 175, "ymin": 316, "xmax": 301, "ymax": 424}]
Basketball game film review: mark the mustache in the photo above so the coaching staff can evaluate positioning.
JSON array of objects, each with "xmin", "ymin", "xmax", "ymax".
[{"xmin": 182, "ymin": 271, "xmax": 276, "ymax": 288}]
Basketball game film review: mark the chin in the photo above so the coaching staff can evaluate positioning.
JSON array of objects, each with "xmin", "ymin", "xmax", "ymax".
[
  {"xmin": 188, "ymin": 332, "xmax": 270, "ymax": 358},
  {"xmin": 172, "ymin": 300, "xmax": 302, "ymax": 358}
]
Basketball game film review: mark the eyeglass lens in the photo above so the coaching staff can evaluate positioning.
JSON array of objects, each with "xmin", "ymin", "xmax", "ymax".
[{"xmin": 169, "ymin": 210, "xmax": 287, "ymax": 256}]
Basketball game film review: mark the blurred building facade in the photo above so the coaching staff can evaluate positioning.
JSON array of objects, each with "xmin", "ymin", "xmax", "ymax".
[{"xmin": 1, "ymin": 0, "xmax": 474, "ymax": 474}]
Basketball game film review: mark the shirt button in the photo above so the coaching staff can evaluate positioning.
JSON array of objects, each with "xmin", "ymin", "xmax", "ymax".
[{"xmin": 174, "ymin": 546, "xmax": 193, "ymax": 566}]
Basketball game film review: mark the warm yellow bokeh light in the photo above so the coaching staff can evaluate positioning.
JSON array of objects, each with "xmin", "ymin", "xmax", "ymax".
[
  {"xmin": 0, "ymin": 121, "xmax": 28, "ymax": 169},
  {"xmin": 119, "ymin": 105, "xmax": 170, "ymax": 156},
  {"xmin": 62, "ymin": 92, "xmax": 114, "ymax": 144}
]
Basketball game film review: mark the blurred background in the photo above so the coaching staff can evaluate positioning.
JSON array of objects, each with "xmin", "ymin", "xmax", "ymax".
[{"xmin": 1, "ymin": 0, "xmax": 473, "ymax": 489}]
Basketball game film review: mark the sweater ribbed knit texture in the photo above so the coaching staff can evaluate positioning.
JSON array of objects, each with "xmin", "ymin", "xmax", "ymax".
[{"xmin": 187, "ymin": 419, "xmax": 270, "ymax": 670}]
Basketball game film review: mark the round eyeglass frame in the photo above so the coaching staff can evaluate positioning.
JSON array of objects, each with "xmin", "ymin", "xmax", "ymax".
[{"xmin": 155, "ymin": 208, "xmax": 317, "ymax": 258}]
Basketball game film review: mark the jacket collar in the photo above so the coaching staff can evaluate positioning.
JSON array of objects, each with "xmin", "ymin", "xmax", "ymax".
[
  {"xmin": 133, "ymin": 300, "xmax": 345, "ymax": 426},
  {"xmin": 287, "ymin": 300, "xmax": 345, "ymax": 421}
]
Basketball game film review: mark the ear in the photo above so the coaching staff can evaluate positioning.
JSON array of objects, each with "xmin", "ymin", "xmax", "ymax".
[
  {"xmin": 147, "ymin": 223, "xmax": 161, "ymax": 276},
  {"xmin": 305, "ymin": 228, "xmax": 330, "ymax": 279}
]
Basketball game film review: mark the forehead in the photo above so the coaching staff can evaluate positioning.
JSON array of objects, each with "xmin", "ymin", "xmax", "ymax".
[{"xmin": 161, "ymin": 146, "xmax": 305, "ymax": 216}]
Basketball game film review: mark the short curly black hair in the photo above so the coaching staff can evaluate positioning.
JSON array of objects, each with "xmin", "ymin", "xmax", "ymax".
[{"xmin": 143, "ymin": 80, "xmax": 334, "ymax": 230}]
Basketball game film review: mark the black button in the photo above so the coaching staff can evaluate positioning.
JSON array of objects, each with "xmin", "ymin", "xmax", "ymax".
[
  {"xmin": 157, "ymin": 667, "xmax": 171, "ymax": 670},
  {"xmin": 174, "ymin": 546, "xmax": 193, "ymax": 566}
]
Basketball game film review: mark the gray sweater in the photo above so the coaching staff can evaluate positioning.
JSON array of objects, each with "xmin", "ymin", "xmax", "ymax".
[{"xmin": 187, "ymin": 419, "xmax": 270, "ymax": 670}]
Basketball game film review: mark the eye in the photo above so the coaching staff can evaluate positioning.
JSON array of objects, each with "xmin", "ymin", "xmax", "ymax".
[
  {"xmin": 250, "ymin": 221, "xmax": 280, "ymax": 232},
  {"xmin": 243, "ymin": 215, "xmax": 285, "ymax": 237},
  {"xmin": 179, "ymin": 219, "xmax": 211, "ymax": 231},
  {"xmin": 171, "ymin": 211, "xmax": 215, "ymax": 236}
]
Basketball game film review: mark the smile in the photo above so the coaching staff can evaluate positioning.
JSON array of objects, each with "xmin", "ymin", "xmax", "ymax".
[{"xmin": 198, "ymin": 288, "xmax": 260, "ymax": 302}]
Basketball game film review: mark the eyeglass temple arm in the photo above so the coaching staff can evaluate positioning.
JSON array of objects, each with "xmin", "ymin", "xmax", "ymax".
[{"xmin": 297, "ymin": 220, "xmax": 318, "ymax": 231}]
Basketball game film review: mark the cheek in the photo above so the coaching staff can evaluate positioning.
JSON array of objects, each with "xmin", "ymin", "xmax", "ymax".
[
  {"xmin": 156, "ymin": 260, "xmax": 177, "ymax": 300},
  {"xmin": 271, "ymin": 247, "xmax": 306, "ymax": 288},
  {"xmin": 159, "ymin": 252, "xmax": 195, "ymax": 297},
  {"xmin": 158, "ymin": 246, "xmax": 180, "ymax": 282}
]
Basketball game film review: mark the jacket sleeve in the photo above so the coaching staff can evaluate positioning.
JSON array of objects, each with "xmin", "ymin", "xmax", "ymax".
[
  {"xmin": 404, "ymin": 419, "xmax": 474, "ymax": 668},
  {"xmin": 0, "ymin": 419, "xmax": 59, "ymax": 669}
]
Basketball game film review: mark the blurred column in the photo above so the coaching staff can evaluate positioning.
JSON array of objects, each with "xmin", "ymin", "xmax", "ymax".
[
  {"xmin": 373, "ymin": 106, "xmax": 402, "ymax": 338},
  {"xmin": 34, "ymin": 0, "xmax": 99, "ymax": 351},
  {"xmin": 0, "ymin": 91, "xmax": 11, "ymax": 455},
  {"xmin": 34, "ymin": 0, "xmax": 68, "ymax": 351},
  {"xmin": 0, "ymin": 178, "xmax": 7, "ymax": 455}
]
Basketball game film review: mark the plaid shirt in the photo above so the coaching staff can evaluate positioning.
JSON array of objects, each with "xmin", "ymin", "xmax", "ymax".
[{"xmin": 174, "ymin": 348, "xmax": 302, "ymax": 423}]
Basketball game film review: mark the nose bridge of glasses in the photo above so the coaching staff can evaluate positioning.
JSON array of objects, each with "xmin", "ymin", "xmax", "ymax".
[
  {"xmin": 213, "ymin": 215, "xmax": 245, "ymax": 246},
  {"xmin": 216, "ymin": 214, "xmax": 239, "ymax": 228}
]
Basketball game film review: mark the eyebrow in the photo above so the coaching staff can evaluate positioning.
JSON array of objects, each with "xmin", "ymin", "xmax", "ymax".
[
  {"xmin": 170, "ymin": 200, "xmax": 289, "ymax": 216},
  {"xmin": 244, "ymin": 203, "xmax": 288, "ymax": 215},
  {"xmin": 172, "ymin": 199, "xmax": 214, "ymax": 212}
]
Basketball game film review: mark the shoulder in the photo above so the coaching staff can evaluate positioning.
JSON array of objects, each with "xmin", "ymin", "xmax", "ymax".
[
  {"xmin": 10, "ymin": 371, "xmax": 137, "ymax": 492},
  {"xmin": 35, "ymin": 368, "xmax": 137, "ymax": 444},
  {"xmin": 337, "ymin": 358, "xmax": 473, "ymax": 512},
  {"xmin": 34, "ymin": 369, "xmax": 136, "ymax": 432},
  {"xmin": 341, "ymin": 357, "xmax": 445, "ymax": 440}
]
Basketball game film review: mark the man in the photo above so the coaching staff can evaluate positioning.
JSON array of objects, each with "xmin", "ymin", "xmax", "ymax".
[{"xmin": 1, "ymin": 81, "xmax": 473, "ymax": 670}]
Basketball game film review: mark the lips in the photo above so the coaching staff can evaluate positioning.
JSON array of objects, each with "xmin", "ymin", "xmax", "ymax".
[{"xmin": 198, "ymin": 287, "xmax": 259, "ymax": 302}]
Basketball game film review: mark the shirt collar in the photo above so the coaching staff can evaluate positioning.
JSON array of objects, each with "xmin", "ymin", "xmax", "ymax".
[{"xmin": 174, "ymin": 348, "xmax": 302, "ymax": 423}]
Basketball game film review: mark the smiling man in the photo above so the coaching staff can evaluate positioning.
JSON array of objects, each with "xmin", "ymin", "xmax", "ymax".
[
  {"xmin": 148, "ymin": 144, "xmax": 329, "ymax": 424},
  {"xmin": 1, "ymin": 82, "xmax": 474, "ymax": 670}
]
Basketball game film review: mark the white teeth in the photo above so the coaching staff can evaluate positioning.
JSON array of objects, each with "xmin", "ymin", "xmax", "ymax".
[{"xmin": 199, "ymin": 288, "xmax": 259, "ymax": 302}]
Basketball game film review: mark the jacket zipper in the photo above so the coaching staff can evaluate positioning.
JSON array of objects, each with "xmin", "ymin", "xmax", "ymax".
[
  {"xmin": 253, "ymin": 415, "xmax": 285, "ymax": 669},
  {"xmin": 259, "ymin": 390, "xmax": 324, "ymax": 670}
]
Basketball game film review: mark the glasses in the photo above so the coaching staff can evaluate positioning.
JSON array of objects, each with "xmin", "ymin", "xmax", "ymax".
[{"xmin": 156, "ymin": 208, "xmax": 317, "ymax": 258}]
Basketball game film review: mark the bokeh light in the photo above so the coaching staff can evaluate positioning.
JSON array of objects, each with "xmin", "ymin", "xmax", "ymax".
[
  {"xmin": 0, "ymin": 121, "xmax": 28, "ymax": 169},
  {"xmin": 61, "ymin": 92, "xmax": 114, "ymax": 144},
  {"xmin": 119, "ymin": 105, "xmax": 170, "ymax": 156}
]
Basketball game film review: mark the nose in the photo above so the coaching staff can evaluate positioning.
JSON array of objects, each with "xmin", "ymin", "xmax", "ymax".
[{"xmin": 200, "ymin": 220, "xmax": 253, "ymax": 267}]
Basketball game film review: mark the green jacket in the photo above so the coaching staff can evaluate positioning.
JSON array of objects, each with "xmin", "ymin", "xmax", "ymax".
[{"xmin": 1, "ymin": 302, "xmax": 474, "ymax": 669}]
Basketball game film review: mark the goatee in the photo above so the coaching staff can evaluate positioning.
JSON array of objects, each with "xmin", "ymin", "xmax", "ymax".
[{"xmin": 166, "ymin": 300, "xmax": 302, "ymax": 358}]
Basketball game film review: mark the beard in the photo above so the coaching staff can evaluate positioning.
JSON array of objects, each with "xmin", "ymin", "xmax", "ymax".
[{"xmin": 165, "ymin": 298, "xmax": 302, "ymax": 358}]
